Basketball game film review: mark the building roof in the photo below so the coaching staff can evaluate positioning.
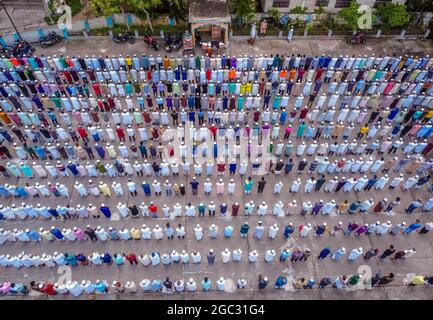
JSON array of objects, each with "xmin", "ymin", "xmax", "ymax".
[{"xmin": 189, "ymin": 0, "xmax": 231, "ymax": 24}]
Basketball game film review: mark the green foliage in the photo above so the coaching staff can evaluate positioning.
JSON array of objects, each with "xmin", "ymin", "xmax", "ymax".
[
  {"xmin": 376, "ymin": 3, "xmax": 412, "ymax": 29},
  {"xmin": 267, "ymin": 8, "xmax": 281, "ymax": 22},
  {"xmin": 290, "ymin": 6, "xmax": 307, "ymax": 14},
  {"xmin": 338, "ymin": 0, "xmax": 362, "ymax": 30},
  {"xmin": 160, "ymin": 0, "xmax": 188, "ymax": 21},
  {"xmin": 90, "ymin": 0, "xmax": 162, "ymax": 16},
  {"xmin": 233, "ymin": 0, "xmax": 256, "ymax": 25},
  {"xmin": 314, "ymin": 5, "xmax": 325, "ymax": 15},
  {"xmin": 45, "ymin": 0, "xmax": 83, "ymax": 24},
  {"xmin": 405, "ymin": 0, "xmax": 433, "ymax": 13},
  {"xmin": 322, "ymin": 13, "xmax": 338, "ymax": 31}
]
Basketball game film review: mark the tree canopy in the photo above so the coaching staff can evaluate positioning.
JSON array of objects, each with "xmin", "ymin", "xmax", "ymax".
[
  {"xmin": 338, "ymin": 1, "xmax": 363, "ymax": 31},
  {"xmin": 377, "ymin": 3, "xmax": 412, "ymax": 29}
]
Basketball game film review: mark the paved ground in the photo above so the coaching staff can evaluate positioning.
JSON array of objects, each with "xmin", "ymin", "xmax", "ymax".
[
  {"xmin": 0, "ymin": 7, "xmax": 47, "ymax": 34},
  {"xmin": 31, "ymin": 36, "xmax": 433, "ymax": 58},
  {"xmin": 0, "ymin": 37, "xmax": 433, "ymax": 300}
]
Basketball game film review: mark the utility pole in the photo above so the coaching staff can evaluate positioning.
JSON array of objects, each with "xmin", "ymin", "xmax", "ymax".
[{"xmin": 0, "ymin": 1, "xmax": 23, "ymax": 41}]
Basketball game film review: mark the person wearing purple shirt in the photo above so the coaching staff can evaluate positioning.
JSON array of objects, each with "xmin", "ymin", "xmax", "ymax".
[{"xmin": 355, "ymin": 224, "xmax": 369, "ymax": 236}]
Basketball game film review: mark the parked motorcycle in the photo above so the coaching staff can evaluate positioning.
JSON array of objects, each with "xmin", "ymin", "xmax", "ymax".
[
  {"xmin": 346, "ymin": 31, "xmax": 367, "ymax": 45},
  {"xmin": 144, "ymin": 33, "xmax": 159, "ymax": 51},
  {"xmin": 164, "ymin": 33, "xmax": 183, "ymax": 52},
  {"xmin": 39, "ymin": 31, "xmax": 63, "ymax": 48},
  {"xmin": 12, "ymin": 40, "xmax": 35, "ymax": 57},
  {"xmin": 112, "ymin": 30, "xmax": 135, "ymax": 44}
]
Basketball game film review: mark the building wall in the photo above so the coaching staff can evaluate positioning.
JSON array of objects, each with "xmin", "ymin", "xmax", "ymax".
[{"xmin": 261, "ymin": 0, "xmax": 407, "ymax": 13}]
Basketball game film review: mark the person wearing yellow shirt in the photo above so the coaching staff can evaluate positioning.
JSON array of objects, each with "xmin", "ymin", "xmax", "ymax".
[
  {"xmin": 409, "ymin": 275, "xmax": 427, "ymax": 286},
  {"xmin": 240, "ymin": 82, "xmax": 246, "ymax": 94},
  {"xmin": 357, "ymin": 125, "xmax": 369, "ymax": 139},
  {"xmin": 163, "ymin": 56, "xmax": 171, "ymax": 69},
  {"xmin": 425, "ymin": 109, "xmax": 433, "ymax": 121},
  {"xmin": 130, "ymin": 228, "xmax": 141, "ymax": 240},
  {"xmin": 99, "ymin": 181, "xmax": 111, "ymax": 197},
  {"xmin": 125, "ymin": 55, "xmax": 132, "ymax": 69},
  {"xmin": 246, "ymin": 82, "xmax": 252, "ymax": 93}
]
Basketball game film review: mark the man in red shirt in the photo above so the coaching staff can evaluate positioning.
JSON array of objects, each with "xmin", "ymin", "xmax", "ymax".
[
  {"xmin": 43, "ymin": 282, "xmax": 57, "ymax": 295},
  {"xmin": 209, "ymin": 124, "xmax": 217, "ymax": 141},
  {"xmin": 76, "ymin": 126, "xmax": 88, "ymax": 143},
  {"xmin": 148, "ymin": 202, "xmax": 158, "ymax": 218},
  {"xmin": 217, "ymin": 161, "xmax": 226, "ymax": 176},
  {"xmin": 116, "ymin": 125, "xmax": 125, "ymax": 141},
  {"xmin": 125, "ymin": 253, "xmax": 138, "ymax": 265}
]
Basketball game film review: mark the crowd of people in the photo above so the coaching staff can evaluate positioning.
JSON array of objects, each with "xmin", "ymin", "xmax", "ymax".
[
  {"xmin": 1, "ymin": 51, "xmax": 432, "ymax": 296},
  {"xmin": 0, "ymin": 243, "xmax": 421, "ymax": 268},
  {"xmin": 1, "ymin": 271, "xmax": 433, "ymax": 297},
  {"xmin": 0, "ymin": 218, "xmax": 432, "ymax": 245}
]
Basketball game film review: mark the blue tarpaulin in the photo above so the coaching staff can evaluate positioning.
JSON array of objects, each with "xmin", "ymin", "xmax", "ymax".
[{"xmin": 106, "ymin": 16, "xmax": 114, "ymax": 28}]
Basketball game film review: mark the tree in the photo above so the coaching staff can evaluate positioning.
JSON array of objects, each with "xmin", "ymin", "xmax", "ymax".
[
  {"xmin": 91, "ymin": 0, "xmax": 161, "ymax": 31},
  {"xmin": 90, "ymin": 0, "xmax": 131, "ymax": 30},
  {"xmin": 164, "ymin": 0, "xmax": 188, "ymax": 22},
  {"xmin": 376, "ymin": 3, "xmax": 412, "ymax": 29},
  {"xmin": 133, "ymin": 0, "xmax": 162, "ymax": 31},
  {"xmin": 405, "ymin": 0, "xmax": 433, "ymax": 13},
  {"xmin": 233, "ymin": 0, "xmax": 256, "ymax": 26},
  {"xmin": 338, "ymin": 0, "xmax": 362, "ymax": 31}
]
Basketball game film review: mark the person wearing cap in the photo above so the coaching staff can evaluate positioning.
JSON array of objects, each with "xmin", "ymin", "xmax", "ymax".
[
  {"xmin": 98, "ymin": 181, "xmax": 111, "ymax": 196},
  {"xmin": 301, "ymin": 201, "xmax": 313, "ymax": 216},
  {"xmin": 172, "ymin": 279, "xmax": 184, "ymax": 292},
  {"xmin": 186, "ymin": 278, "xmax": 196, "ymax": 292},
  {"xmin": 237, "ymin": 278, "xmax": 247, "ymax": 289},
  {"xmin": 403, "ymin": 219, "xmax": 423, "ymax": 234},
  {"xmin": 332, "ymin": 247, "xmax": 346, "ymax": 261},
  {"xmin": 216, "ymin": 277, "xmax": 225, "ymax": 291},
  {"xmin": 138, "ymin": 278, "xmax": 152, "ymax": 292},
  {"xmin": 227, "ymin": 179, "xmax": 236, "ymax": 195},
  {"xmin": 221, "ymin": 248, "xmax": 231, "ymax": 263},
  {"xmin": 355, "ymin": 224, "xmax": 369, "ymax": 236},
  {"xmin": 206, "ymin": 249, "xmax": 216, "ymax": 264},
  {"xmin": 299, "ymin": 223, "xmax": 312, "ymax": 237},
  {"xmin": 348, "ymin": 247, "xmax": 363, "ymax": 261},
  {"xmin": 232, "ymin": 248, "xmax": 243, "ymax": 262},
  {"xmin": 50, "ymin": 226, "xmax": 64, "ymax": 241},
  {"xmin": 314, "ymin": 223, "xmax": 328, "ymax": 237},
  {"xmin": 208, "ymin": 224, "xmax": 218, "ymax": 239},
  {"xmin": 264, "ymin": 249, "xmax": 276, "ymax": 262},
  {"xmin": 238, "ymin": 221, "xmax": 250, "ymax": 238},
  {"xmin": 279, "ymin": 248, "xmax": 291, "ymax": 262}
]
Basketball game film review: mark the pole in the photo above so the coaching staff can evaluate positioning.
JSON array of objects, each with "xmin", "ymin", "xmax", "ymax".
[{"xmin": 0, "ymin": 1, "xmax": 23, "ymax": 41}]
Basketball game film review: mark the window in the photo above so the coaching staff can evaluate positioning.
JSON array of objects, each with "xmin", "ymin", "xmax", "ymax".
[
  {"xmin": 334, "ymin": 0, "xmax": 351, "ymax": 8},
  {"xmin": 272, "ymin": 0, "xmax": 290, "ymax": 8},
  {"xmin": 315, "ymin": 0, "xmax": 329, "ymax": 7},
  {"xmin": 374, "ymin": 0, "xmax": 392, "ymax": 8}
]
